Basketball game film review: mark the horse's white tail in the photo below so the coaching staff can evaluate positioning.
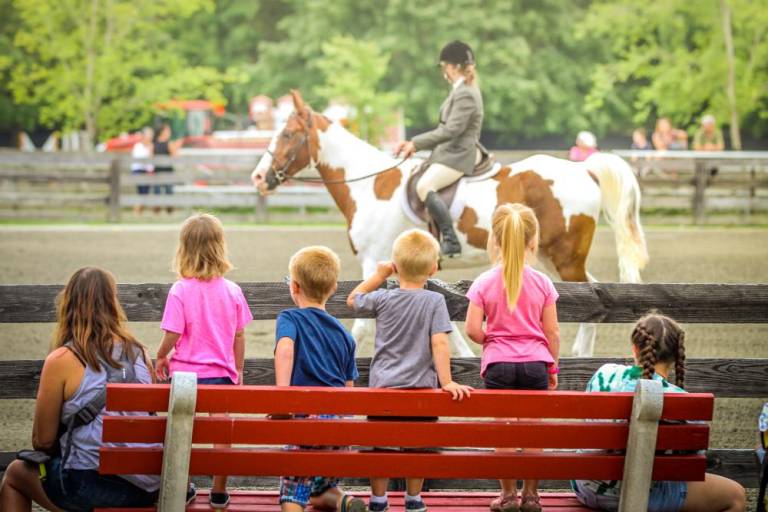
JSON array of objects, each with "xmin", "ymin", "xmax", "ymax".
[{"xmin": 586, "ymin": 153, "xmax": 649, "ymax": 283}]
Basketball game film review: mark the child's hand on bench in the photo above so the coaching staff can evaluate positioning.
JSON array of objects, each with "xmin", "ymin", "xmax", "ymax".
[{"xmin": 442, "ymin": 381, "xmax": 472, "ymax": 401}]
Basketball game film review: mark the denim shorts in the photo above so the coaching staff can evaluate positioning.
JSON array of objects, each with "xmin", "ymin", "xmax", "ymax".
[
  {"xmin": 197, "ymin": 376, "xmax": 235, "ymax": 385},
  {"xmin": 483, "ymin": 361, "xmax": 549, "ymax": 390},
  {"xmin": 572, "ymin": 479, "xmax": 687, "ymax": 512},
  {"xmin": 42, "ymin": 456, "xmax": 158, "ymax": 511}
]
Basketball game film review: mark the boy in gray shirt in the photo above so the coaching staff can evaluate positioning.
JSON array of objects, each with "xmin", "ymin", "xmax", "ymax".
[{"xmin": 347, "ymin": 229, "xmax": 472, "ymax": 512}]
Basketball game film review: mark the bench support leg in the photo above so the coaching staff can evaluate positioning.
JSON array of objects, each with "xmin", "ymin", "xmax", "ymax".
[
  {"xmin": 618, "ymin": 379, "xmax": 663, "ymax": 512},
  {"xmin": 158, "ymin": 371, "xmax": 197, "ymax": 512}
]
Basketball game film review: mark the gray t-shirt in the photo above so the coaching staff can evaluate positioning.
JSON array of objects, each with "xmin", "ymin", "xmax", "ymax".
[{"xmin": 354, "ymin": 288, "xmax": 453, "ymax": 388}]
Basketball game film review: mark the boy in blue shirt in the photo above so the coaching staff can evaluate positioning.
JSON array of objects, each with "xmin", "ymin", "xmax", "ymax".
[{"xmin": 275, "ymin": 246, "xmax": 364, "ymax": 512}]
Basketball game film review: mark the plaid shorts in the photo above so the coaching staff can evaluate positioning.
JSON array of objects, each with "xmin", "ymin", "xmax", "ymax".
[{"xmin": 278, "ymin": 414, "xmax": 344, "ymax": 506}]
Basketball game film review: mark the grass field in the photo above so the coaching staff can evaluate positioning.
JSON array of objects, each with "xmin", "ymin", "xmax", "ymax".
[{"xmin": 1, "ymin": 224, "xmax": 766, "ymax": 504}]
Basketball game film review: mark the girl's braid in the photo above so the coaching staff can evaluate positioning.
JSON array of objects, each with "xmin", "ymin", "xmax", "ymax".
[
  {"xmin": 635, "ymin": 323, "xmax": 658, "ymax": 379},
  {"xmin": 674, "ymin": 329, "xmax": 686, "ymax": 388}
]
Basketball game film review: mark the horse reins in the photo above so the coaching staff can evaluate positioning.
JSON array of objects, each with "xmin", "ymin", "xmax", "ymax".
[{"xmin": 266, "ymin": 113, "xmax": 409, "ymax": 186}]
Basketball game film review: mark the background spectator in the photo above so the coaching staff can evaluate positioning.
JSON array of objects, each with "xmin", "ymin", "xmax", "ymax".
[
  {"xmin": 569, "ymin": 131, "xmax": 597, "ymax": 161},
  {"xmin": 693, "ymin": 115, "xmax": 725, "ymax": 151},
  {"xmin": 631, "ymin": 128, "xmax": 652, "ymax": 150},
  {"xmin": 152, "ymin": 123, "xmax": 182, "ymax": 214},
  {"xmin": 652, "ymin": 117, "xmax": 688, "ymax": 150},
  {"xmin": 130, "ymin": 127, "xmax": 154, "ymax": 216}
]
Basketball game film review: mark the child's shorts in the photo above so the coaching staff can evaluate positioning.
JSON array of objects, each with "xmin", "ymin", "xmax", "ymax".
[
  {"xmin": 279, "ymin": 414, "xmax": 343, "ymax": 507},
  {"xmin": 572, "ymin": 479, "xmax": 687, "ymax": 512},
  {"xmin": 483, "ymin": 361, "xmax": 548, "ymax": 391}
]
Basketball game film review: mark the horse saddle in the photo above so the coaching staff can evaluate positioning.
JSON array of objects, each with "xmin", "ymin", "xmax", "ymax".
[{"xmin": 405, "ymin": 142, "xmax": 500, "ymax": 224}]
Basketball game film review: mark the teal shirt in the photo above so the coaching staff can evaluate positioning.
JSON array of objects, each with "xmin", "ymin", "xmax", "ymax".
[{"xmin": 574, "ymin": 364, "xmax": 685, "ymax": 498}]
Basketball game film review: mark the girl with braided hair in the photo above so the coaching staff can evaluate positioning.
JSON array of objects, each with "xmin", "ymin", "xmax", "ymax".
[{"xmin": 572, "ymin": 312, "xmax": 746, "ymax": 512}]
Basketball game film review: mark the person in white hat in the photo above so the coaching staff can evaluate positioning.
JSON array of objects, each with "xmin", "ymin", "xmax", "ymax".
[{"xmin": 569, "ymin": 131, "xmax": 598, "ymax": 162}]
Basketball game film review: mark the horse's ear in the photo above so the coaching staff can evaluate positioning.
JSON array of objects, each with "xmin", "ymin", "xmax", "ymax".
[{"xmin": 290, "ymin": 90, "xmax": 308, "ymax": 117}]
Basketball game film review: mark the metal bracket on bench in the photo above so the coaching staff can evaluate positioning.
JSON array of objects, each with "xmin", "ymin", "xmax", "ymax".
[
  {"xmin": 618, "ymin": 378, "xmax": 664, "ymax": 512},
  {"xmin": 158, "ymin": 371, "xmax": 197, "ymax": 512}
]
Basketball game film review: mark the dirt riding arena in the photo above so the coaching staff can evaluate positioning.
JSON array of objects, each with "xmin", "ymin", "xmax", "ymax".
[{"xmin": 1, "ymin": 225, "xmax": 766, "ymax": 486}]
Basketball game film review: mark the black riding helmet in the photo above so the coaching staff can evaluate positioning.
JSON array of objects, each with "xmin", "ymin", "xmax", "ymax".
[{"xmin": 439, "ymin": 40, "xmax": 475, "ymax": 66}]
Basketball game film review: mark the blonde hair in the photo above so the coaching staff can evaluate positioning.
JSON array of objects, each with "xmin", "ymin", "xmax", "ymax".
[
  {"xmin": 492, "ymin": 203, "xmax": 539, "ymax": 311},
  {"xmin": 289, "ymin": 246, "xmax": 341, "ymax": 302},
  {"xmin": 392, "ymin": 229, "xmax": 440, "ymax": 282},
  {"xmin": 461, "ymin": 63, "xmax": 478, "ymax": 86},
  {"xmin": 173, "ymin": 213, "xmax": 233, "ymax": 280}
]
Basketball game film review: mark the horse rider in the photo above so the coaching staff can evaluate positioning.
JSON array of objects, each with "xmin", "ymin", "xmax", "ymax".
[{"xmin": 395, "ymin": 40, "xmax": 484, "ymax": 257}]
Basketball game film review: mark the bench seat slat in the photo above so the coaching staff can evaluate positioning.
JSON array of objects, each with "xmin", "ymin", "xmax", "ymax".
[
  {"xmin": 99, "ymin": 447, "xmax": 707, "ymax": 481},
  {"xmin": 106, "ymin": 385, "xmax": 715, "ymax": 421},
  {"xmin": 103, "ymin": 416, "xmax": 710, "ymax": 450},
  {"xmin": 94, "ymin": 491, "xmax": 593, "ymax": 511}
]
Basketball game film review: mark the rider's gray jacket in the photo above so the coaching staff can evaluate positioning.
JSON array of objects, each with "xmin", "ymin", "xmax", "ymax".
[{"xmin": 411, "ymin": 81, "xmax": 484, "ymax": 176}]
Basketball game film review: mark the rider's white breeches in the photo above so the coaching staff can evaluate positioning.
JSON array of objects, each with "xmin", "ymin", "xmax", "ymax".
[{"xmin": 416, "ymin": 164, "xmax": 463, "ymax": 201}]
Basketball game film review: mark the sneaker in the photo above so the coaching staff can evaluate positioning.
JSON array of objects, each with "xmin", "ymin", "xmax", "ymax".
[
  {"xmin": 186, "ymin": 483, "xmax": 197, "ymax": 505},
  {"xmin": 405, "ymin": 498, "xmax": 428, "ymax": 512},
  {"xmin": 340, "ymin": 495, "xmax": 366, "ymax": 512},
  {"xmin": 367, "ymin": 500, "xmax": 390, "ymax": 512},
  {"xmin": 209, "ymin": 491, "xmax": 230, "ymax": 509}
]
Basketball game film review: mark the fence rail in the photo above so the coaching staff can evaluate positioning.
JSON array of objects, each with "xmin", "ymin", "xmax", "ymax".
[
  {"xmin": 1, "ymin": 150, "xmax": 767, "ymax": 222},
  {"xmin": 2, "ymin": 280, "xmax": 766, "ymax": 324}
]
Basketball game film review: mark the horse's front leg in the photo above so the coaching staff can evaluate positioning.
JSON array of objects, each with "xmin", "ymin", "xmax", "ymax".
[{"xmin": 448, "ymin": 327, "xmax": 475, "ymax": 357}]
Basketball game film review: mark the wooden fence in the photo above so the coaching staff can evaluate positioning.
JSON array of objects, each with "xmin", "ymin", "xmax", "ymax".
[
  {"xmin": 0, "ymin": 279, "xmax": 766, "ymax": 489},
  {"xmin": 1, "ymin": 149, "xmax": 766, "ymax": 223}
]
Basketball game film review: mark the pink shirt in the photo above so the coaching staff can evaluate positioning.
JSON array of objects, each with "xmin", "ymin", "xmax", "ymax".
[
  {"xmin": 161, "ymin": 277, "xmax": 253, "ymax": 383},
  {"xmin": 569, "ymin": 146, "xmax": 597, "ymax": 162},
  {"xmin": 466, "ymin": 265, "xmax": 558, "ymax": 376}
]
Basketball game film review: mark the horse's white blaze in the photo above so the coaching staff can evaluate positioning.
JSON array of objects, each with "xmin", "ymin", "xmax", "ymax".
[{"xmin": 510, "ymin": 155, "xmax": 601, "ymax": 230}]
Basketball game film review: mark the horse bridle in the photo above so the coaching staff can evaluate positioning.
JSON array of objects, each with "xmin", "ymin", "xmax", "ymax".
[
  {"xmin": 265, "ymin": 112, "xmax": 409, "ymax": 187},
  {"xmin": 266, "ymin": 113, "xmax": 315, "ymax": 186}
]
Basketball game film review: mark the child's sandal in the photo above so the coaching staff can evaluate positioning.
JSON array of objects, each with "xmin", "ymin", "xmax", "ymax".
[
  {"xmin": 519, "ymin": 494, "xmax": 541, "ymax": 512},
  {"xmin": 341, "ymin": 494, "xmax": 367, "ymax": 512},
  {"xmin": 490, "ymin": 494, "xmax": 519, "ymax": 512}
]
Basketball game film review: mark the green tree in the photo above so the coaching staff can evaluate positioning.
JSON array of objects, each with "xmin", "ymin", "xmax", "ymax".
[
  {"xmin": 8, "ymin": 0, "xmax": 233, "ymax": 146},
  {"xmin": 581, "ymin": 0, "xmax": 768, "ymax": 144},
  {"xmin": 314, "ymin": 36, "xmax": 401, "ymax": 142}
]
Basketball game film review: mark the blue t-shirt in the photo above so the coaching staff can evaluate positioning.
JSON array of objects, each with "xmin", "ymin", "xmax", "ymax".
[{"xmin": 275, "ymin": 307, "xmax": 359, "ymax": 387}]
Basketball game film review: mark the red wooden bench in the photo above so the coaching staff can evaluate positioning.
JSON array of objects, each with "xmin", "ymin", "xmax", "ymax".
[{"xmin": 98, "ymin": 372, "xmax": 714, "ymax": 511}]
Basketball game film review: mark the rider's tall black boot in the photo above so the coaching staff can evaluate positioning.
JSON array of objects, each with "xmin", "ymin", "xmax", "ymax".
[{"xmin": 425, "ymin": 191, "xmax": 462, "ymax": 257}]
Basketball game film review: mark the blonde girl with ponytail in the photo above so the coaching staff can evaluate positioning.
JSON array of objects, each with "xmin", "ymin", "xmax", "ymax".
[{"xmin": 465, "ymin": 203, "xmax": 561, "ymax": 512}]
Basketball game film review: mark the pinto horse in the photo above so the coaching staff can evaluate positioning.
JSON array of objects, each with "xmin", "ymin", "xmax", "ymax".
[{"xmin": 251, "ymin": 91, "xmax": 648, "ymax": 357}]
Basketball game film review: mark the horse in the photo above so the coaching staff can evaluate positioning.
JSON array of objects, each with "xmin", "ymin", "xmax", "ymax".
[{"xmin": 251, "ymin": 91, "xmax": 649, "ymax": 357}]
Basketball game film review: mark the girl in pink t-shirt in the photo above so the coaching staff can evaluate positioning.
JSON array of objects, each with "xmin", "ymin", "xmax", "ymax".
[
  {"xmin": 155, "ymin": 213, "xmax": 253, "ymax": 508},
  {"xmin": 465, "ymin": 203, "xmax": 560, "ymax": 512}
]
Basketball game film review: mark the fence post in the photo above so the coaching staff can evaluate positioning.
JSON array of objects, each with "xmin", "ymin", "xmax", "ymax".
[
  {"xmin": 107, "ymin": 157, "xmax": 121, "ymax": 223},
  {"xmin": 158, "ymin": 371, "xmax": 197, "ymax": 511},
  {"xmin": 618, "ymin": 378, "xmax": 664, "ymax": 512},
  {"xmin": 692, "ymin": 160, "xmax": 707, "ymax": 225}
]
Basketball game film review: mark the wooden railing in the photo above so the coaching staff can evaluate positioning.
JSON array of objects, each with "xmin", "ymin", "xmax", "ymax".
[
  {"xmin": 0, "ymin": 279, "xmax": 766, "ymax": 489},
  {"xmin": 1, "ymin": 150, "xmax": 766, "ymax": 223}
]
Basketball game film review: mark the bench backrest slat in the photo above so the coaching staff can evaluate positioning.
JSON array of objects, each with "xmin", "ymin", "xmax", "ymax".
[
  {"xmin": 99, "ymin": 448, "xmax": 708, "ymax": 481},
  {"xmin": 102, "ymin": 416, "xmax": 710, "ymax": 451},
  {"xmin": 105, "ymin": 385, "xmax": 715, "ymax": 421}
]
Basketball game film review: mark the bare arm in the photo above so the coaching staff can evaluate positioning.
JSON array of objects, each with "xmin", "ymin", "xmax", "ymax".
[
  {"xmin": 155, "ymin": 330, "xmax": 181, "ymax": 381},
  {"xmin": 32, "ymin": 350, "xmax": 68, "ymax": 450},
  {"xmin": 542, "ymin": 304, "xmax": 561, "ymax": 390},
  {"xmin": 274, "ymin": 337, "xmax": 295, "ymax": 387},
  {"xmin": 346, "ymin": 261, "xmax": 394, "ymax": 309},
  {"xmin": 234, "ymin": 329, "xmax": 245, "ymax": 384},
  {"xmin": 464, "ymin": 302, "xmax": 486, "ymax": 344},
  {"xmin": 431, "ymin": 332, "xmax": 472, "ymax": 400}
]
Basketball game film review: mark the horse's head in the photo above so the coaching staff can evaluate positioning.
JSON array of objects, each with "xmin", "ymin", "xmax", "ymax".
[{"xmin": 251, "ymin": 90, "xmax": 318, "ymax": 194}]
